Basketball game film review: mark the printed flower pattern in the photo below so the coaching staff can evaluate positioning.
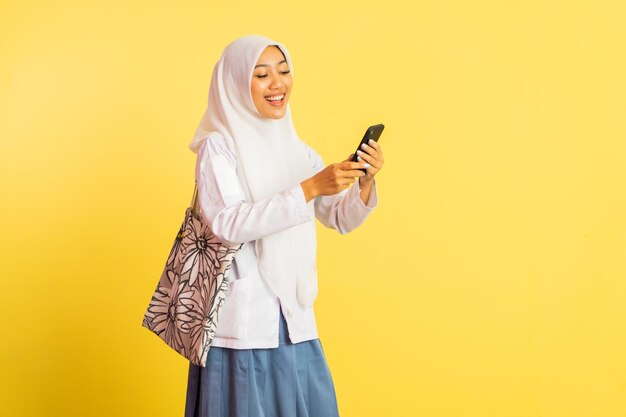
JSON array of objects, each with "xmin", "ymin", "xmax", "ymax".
[
  {"xmin": 142, "ymin": 203, "xmax": 242, "ymax": 367},
  {"xmin": 180, "ymin": 215, "xmax": 231, "ymax": 287},
  {"xmin": 183, "ymin": 270, "xmax": 229, "ymax": 357},
  {"xmin": 166, "ymin": 217, "xmax": 187, "ymax": 268}
]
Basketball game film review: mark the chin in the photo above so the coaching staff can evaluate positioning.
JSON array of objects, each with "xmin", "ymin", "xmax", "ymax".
[{"xmin": 264, "ymin": 109, "xmax": 287, "ymax": 119}]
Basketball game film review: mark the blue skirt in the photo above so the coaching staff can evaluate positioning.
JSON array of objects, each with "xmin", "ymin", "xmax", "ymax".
[{"xmin": 184, "ymin": 307, "xmax": 340, "ymax": 417}]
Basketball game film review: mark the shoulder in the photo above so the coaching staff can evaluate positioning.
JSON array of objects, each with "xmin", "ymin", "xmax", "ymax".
[{"xmin": 197, "ymin": 132, "xmax": 237, "ymax": 167}]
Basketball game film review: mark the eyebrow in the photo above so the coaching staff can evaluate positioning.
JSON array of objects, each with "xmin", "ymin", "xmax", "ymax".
[{"xmin": 254, "ymin": 59, "xmax": 287, "ymax": 69}]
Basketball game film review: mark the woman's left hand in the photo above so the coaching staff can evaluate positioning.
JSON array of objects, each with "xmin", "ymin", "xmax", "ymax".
[{"xmin": 351, "ymin": 139, "xmax": 384, "ymax": 183}]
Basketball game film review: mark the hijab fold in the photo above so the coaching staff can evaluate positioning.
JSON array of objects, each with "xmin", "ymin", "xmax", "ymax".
[{"xmin": 189, "ymin": 35, "xmax": 318, "ymax": 317}]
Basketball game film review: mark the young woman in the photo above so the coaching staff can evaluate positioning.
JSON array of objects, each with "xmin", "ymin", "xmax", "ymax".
[{"xmin": 185, "ymin": 34, "xmax": 384, "ymax": 417}]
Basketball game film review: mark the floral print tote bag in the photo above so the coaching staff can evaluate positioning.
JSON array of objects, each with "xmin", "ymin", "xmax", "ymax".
[{"xmin": 142, "ymin": 181, "xmax": 243, "ymax": 367}]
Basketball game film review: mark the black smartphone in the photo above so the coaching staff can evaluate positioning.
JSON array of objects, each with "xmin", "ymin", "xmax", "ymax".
[{"xmin": 351, "ymin": 124, "xmax": 385, "ymax": 172}]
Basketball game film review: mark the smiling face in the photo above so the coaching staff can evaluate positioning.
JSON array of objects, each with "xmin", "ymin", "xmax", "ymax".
[{"xmin": 251, "ymin": 45, "xmax": 293, "ymax": 119}]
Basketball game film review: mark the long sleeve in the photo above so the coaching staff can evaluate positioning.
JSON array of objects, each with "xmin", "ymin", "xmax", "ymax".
[
  {"xmin": 195, "ymin": 136, "xmax": 311, "ymax": 246},
  {"xmin": 303, "ymin": 142, "xmax": 379, "ymax": 234}
]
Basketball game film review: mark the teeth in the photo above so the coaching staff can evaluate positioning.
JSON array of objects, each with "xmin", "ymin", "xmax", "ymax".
[{"xmin": 266, "ymin": 94, "xmax": 284, "ymax": 101}]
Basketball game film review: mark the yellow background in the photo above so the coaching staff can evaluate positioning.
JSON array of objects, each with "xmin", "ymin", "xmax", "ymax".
[{"xmin": 1, "ymin": 0, "xmax": 625, "ymax": 416}]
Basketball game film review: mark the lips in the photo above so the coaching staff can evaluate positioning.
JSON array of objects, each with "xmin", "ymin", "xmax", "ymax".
[
  {"xmin": 265, "ymin": 93, "xmax": 284, "ymax": 101},
  {"xmin": 265, "ymin": 93, "xmax": 285, "ymax": 106}
]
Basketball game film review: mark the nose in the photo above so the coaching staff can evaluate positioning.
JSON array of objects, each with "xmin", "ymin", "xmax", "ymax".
[{"xmin": 269, "ymin": 73, "xmax": 284, "ymax": 90}]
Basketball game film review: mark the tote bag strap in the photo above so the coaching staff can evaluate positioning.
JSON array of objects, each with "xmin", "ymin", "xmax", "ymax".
[{"xmin": 190, "ymin": 181, "xmax": 200, "ymax": 217}]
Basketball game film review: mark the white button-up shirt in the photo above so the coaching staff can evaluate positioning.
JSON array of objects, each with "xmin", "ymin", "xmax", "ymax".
[{"xmin": 195, "ymin": 133, "xmax": 378, "ymax": 349}]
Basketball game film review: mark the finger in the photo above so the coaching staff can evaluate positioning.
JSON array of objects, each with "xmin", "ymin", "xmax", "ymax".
[
  {"xmin": 355, "ymin": 150, "xmax": 379, "ymax": 167},
  {"xmin": 358, "ymin": 142, "xmax": 380, "ymax": 159},
  {"xmin": 368, "ymin": 139, "xmax": 382, "ymax": 153},
  {"xmin": 360, "ymin": 159, "xmax": 381, "ymax": 175},
  {"xmin": 338, "ymin": 160, "xmax": 369, "ymax": 171},
  {"xmin": 343, "ymin": 169, "xmax": 367, "ymax": 178},
  {"xmin": 357, "ymin": 148, "xmax": 379, "ymax": 163},
  {"xmin": 338, "ymin": 177, "xmax": 356, "ymax": 186},
  {"xmin": 365, "ymin": 164, "xmax": 379, "ymax": 176},
  {"xmin": 337, "ymin": 166, "xmax": 367, "ymax": 178},
  {"xmin": 369, "ymin": 141, "xmax": 383, "ymax": 159}
]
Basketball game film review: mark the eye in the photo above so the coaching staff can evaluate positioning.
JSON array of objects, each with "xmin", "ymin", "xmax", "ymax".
[{"xmin": 255, "ymin": 70, "xmax": 290, "ymax": 79}]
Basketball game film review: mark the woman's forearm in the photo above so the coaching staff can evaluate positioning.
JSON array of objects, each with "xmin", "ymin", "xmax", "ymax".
[{"xmin": 359, "ymin": 177, "xmax": 374, "ymax": 205}]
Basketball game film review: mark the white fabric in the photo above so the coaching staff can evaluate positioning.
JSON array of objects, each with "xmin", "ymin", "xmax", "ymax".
[
  {"xmin": 194, "ymin": 132, "xmax": 378, "ymax": 348},
  {"xmin": 189, "ymin": 35, "xmax": 318, "ymax": 317}
]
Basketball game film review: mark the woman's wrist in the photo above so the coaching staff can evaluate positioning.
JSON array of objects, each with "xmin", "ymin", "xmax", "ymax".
[
  {"xmin": 358, "ymin": 175, "xmax": 372, "ymax": 201},
  {"xmin": 359, "ymin": 176, "xmax": 374, "ymax": 187},
  {"xmin": 300, "ymin": 178, "xmax": 318, "ymax": 202}
]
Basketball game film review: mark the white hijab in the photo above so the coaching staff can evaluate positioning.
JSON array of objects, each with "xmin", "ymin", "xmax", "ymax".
[{"xmin": 188, "ymin": 35, "xmax": 318, "ymax": 317}]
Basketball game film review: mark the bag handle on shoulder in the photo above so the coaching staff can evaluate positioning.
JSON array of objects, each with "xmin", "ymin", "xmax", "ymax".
[{"xmin": 190, "ymin": 181, "xmax": 200, "ymax": 217}]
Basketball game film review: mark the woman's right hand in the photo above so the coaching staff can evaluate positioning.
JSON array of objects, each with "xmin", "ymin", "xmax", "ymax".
[{"xmin": 300, "ymin": 159, "xmax": 368, "ymax": 202}]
